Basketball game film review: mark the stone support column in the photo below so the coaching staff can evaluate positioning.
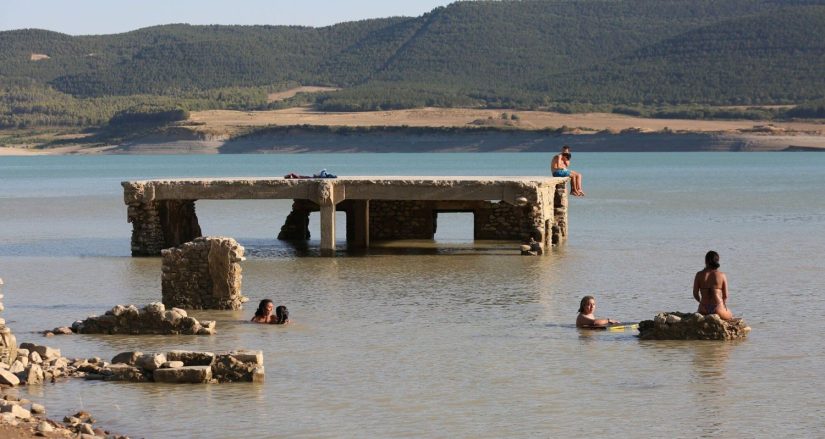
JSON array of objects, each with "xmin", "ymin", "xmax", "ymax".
[
  {"xmin": 127, "ymin": 201, "xmax": 165, "ymax": 256},
  {"xmin": 278, "ymin": 200, "xmax": 315, "ymax": 240},
  {"xmin": 313, "ymin": 181, "xmax": 341, "ymax": 257},
  {"xmin": 320, "ymin": 204, "xmax": 336, "ymax": 255},
  {"xmin": 124, "ymin": 181, "xmax": 201, "ymax": 256},
  {"xmin": 553, "ymin": 181, "xmax": 569, "ymax": 244}
]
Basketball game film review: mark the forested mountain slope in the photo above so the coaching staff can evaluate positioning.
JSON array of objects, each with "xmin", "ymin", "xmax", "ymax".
[{"xmin": 2, "ymin": 0, "xmax": 825, "ymax": 128}]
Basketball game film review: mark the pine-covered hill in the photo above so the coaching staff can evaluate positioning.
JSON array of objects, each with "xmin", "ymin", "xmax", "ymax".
[
  {"xmin": 0, "ymin": 19, "xmax": 409, "ymax": 96},
  {"xmin": 538, "ymin": 5, "xmax": 825, "ymax": 105},
  {"xmin": 2, "ymin": 0, "xmax": 825, "ymax": 123}
]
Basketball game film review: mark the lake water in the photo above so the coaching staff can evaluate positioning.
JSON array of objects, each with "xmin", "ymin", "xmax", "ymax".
[{"xmin": 1, "ymin": 152, "xmax": 824, "ymax": 437}]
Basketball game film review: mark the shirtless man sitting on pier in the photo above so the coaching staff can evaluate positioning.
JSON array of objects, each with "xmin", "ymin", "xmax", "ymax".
[{"xmin": 551, "ymin": 145, "xmax": 584, "ymax": 196}]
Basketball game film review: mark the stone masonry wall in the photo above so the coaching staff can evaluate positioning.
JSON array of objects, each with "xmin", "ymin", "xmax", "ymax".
[
  {"xmin": 553, "ymin": 182, "xmax": 568, "ymax": 245},
  {"xmin": 475, "ymin": 201, "xmax": 545, "ymax": 240},
  {"xmin": 126, "ymin": 200, "xmax": 165, "ymax": 256},
  {"xmin": 125, "ymin": 199, "xmax": 202, "ymax": 256},
  {"xmin": 161, "ymin": 237, "xmax": 247, "ymax": 310},
  {"xmin": 369, "ymin": 200, "xmax": 435, "ymax": 240},
  {"xmin": 366, "ymin": 200, "xmax": 549, "ymax": 242}
]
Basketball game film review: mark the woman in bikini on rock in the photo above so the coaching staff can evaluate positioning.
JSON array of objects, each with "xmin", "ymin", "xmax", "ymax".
[{"xmin": 693, "ymin": 251, "xmax": 734, "ymax": 320}]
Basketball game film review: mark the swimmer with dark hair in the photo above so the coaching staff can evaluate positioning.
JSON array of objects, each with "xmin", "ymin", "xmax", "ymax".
[
  {"xmin": 251, "ymin": 299, "xmax": 275, "ymax": 323},
  {"xmin": 273, "ymin": 305, "xmax": 290, "ymax": 325}
]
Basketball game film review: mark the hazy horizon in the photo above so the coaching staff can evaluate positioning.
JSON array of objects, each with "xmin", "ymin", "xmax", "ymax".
[{"xmin": 0, "ymin": 0, "xmax": 455, "ymax": 36}]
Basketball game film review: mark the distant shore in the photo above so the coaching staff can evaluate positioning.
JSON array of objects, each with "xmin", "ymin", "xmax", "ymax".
[{"xmin": 2, "ymin": 107, "xmax": 824, "ymax": 155}]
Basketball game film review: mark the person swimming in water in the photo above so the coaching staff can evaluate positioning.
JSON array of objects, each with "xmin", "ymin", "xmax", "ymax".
[
  {"xmin": 272, "ymin": 305, "xmax": 290, "ymax": 325},
  {"xmin": 251, "ymin": 299, "xmax": 275, "ymax": 323},
  {"xmin": 576, "ymin": 295, "xmax": 618, "ymax": 327},
  {"xmin": 693, "ymin": 251, "xmax": 734, "ymax": 320}
]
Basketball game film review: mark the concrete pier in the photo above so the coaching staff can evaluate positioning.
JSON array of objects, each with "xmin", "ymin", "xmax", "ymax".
[{"xmin": 123, "ymin": 177, "xmax": 568, "ymax": 256}]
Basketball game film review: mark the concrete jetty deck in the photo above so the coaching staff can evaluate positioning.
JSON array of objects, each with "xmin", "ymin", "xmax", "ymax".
[{"xmin": 123, "ymin": 176, "xmax": 569, "ymax": 256}]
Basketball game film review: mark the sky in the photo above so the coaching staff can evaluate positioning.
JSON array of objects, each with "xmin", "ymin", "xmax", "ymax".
[{"xmin": 0, "ymin": 0, "xmax": 455, "ymax": 35}]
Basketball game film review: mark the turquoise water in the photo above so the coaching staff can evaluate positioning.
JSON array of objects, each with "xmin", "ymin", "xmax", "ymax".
[{"xmin": 1, "ymin": 153, "xmax": 824, "ymax": 437}]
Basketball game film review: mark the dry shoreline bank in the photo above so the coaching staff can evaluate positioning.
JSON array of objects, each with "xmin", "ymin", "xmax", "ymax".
[{"xmin": 2, "ymin": 107, "xmax": 824, "ymax": 155}]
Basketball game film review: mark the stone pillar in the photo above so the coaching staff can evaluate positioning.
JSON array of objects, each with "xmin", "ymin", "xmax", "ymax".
[
  {"xmin": 126, "ymin": 201, "xmax": 165, "ymax": 256},
  {"xmin": 123, "ymin": 182, "xmax": 201, "ymax": 256},
  {"xmin": 161, "ymin": 237, "xmax": 247, "ymax": 310},
  {"xmin": 316, "ymin": 181, "xmax": 336, "ymax": 256},
  {"xmin": 277, "ymin": 200, "xmax": 315, "ymax": 240},
  {"xmin": 0, "ymin": 278, "xmax": 18, "ymax": 366},
  {"xmin": 553, "ymin": 182, "xmax": 568, "ymax": 244},
  {"xmin": 126, "ymin": 199, "xmax": 201, "ymax": 256}
]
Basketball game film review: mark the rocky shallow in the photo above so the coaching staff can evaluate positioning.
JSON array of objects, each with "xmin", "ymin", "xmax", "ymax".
[
  {"xmin": 0, "ymin": 393, "xmax": 128, "ymax": 439},
  {"xmin": 638, "ymin": 312, "xmax": 751, "ymax": 340},
  {"xmin": 0, "ymin": 277, "xmax": 265, "ymax": 437},
  {"xmin": 46, "ymin": 302, "xmax": 217, "ymax": 336}
]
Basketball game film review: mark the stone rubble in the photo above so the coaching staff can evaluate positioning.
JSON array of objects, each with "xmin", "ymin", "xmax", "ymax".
[
  {"xmin": 102, "ymin": 349, "xmax": 265, "ymax": 384},
  {"xmin": 0, "ymin": 278, "xmax": 17, "ymax": 366},
  {"xmin": 0, "ymin": 404, "xmax": 133, "ymax": 439},
  {"xmin": 0, "ymin": 339, "xmax": 129, "ymax": 437},
  {"xmin": 638, "ymin": 312, "xmax": 751, "ymax": 340},
  {"xmin": 62, "ymin": 302, "xmax": 216, "ymax": 335},
  {"xmin": 0, "ymin": 277, "xmax": 263, "ymax": 437},
  {"xmin": 2, "ymin": 343, "xmax": 264, "ymax": 387},
  {"xmin": 161, "ymin": 237, "xmax": 247, "ymax": 310}
]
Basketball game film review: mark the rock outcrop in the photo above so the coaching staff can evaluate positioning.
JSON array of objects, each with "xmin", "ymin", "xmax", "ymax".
[
  {"xmin": 638, "ymin": 312, "xmax": 751, "ymax": 340},
  {"xmin": 1, "ymin": 342, "xmax": 81, "ymax": 386},
  {"xmin": 69, "ymin": 303, "xmax": 216, "ymax": 335},
  {"xmin": 161, "ymin": 237, "xmax": 247, "ymax": 310},
  {"xmin": 0, "ymin": 278, "xmax": 17, "ymax": 366}
]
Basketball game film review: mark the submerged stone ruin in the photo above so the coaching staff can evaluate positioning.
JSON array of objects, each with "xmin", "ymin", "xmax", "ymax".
[
  {"xmin": 161, "ymin": 236, "xmax": 247, "ymax": 310},
  {"xmin": 1, "ymin": 342, "xmax": 262, "ymax": 386},
  {"xmin": 124, "ymin": 177, "xmax": 569, "ymax": 256},
  {"xmin": 66, "ymin": 302, "xmax": 216, "ymax": 335},
  {"xmin": 638, "ymin": 312, "xmax": 751, "ymax": 340},
  {"xmin": 82, "ymin": 349, "xmax": 265, "ymax": 384}
]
